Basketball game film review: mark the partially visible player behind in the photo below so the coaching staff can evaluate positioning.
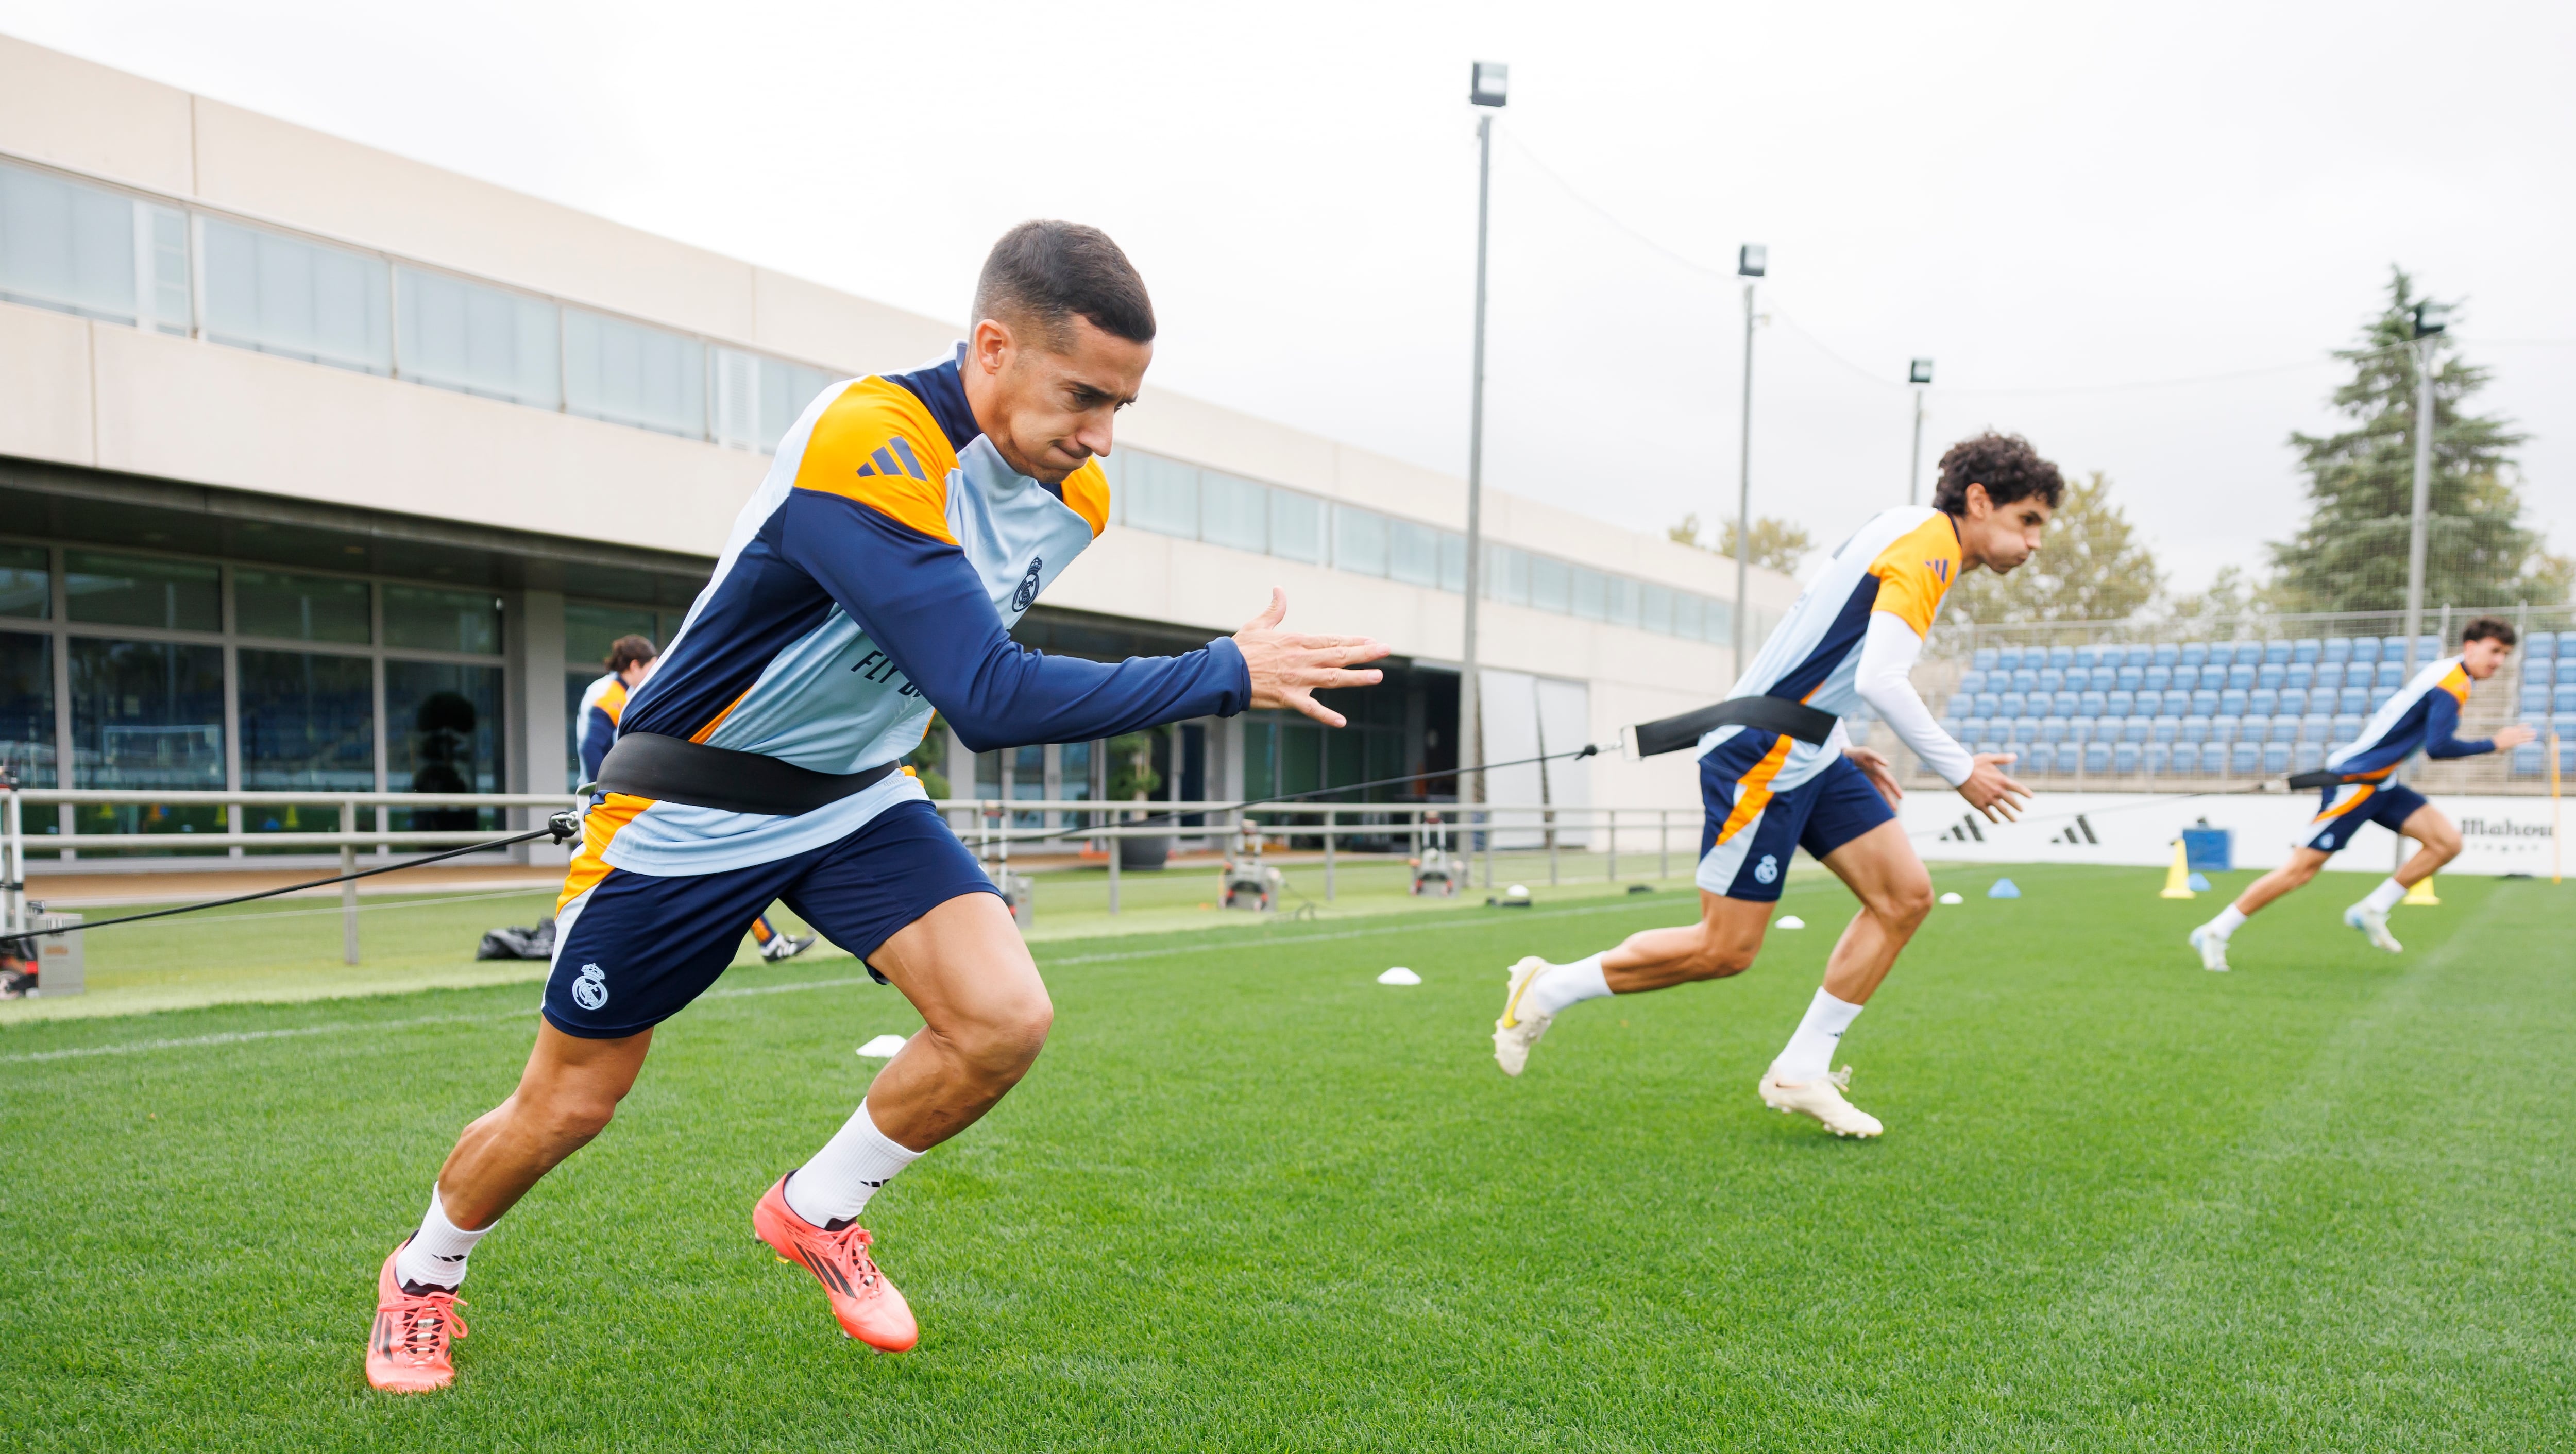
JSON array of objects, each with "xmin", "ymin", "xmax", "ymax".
[
  {"xmin": 2189, "ymin": 618, "xmax": 2534, "ymax": 970},
  {"xmin": 577, "ymin": 634, "xmax": 815, "ymax": 964},
  {"xmin": 1490, "ymin": 433, "xmax": 2057, "ymax": 1137}
]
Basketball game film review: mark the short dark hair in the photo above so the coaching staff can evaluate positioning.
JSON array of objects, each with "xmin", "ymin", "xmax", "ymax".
[
  {"xmin": 971, "ymin": 220, "xmax": 1156, "ymax": 349},
  {"xmin": 2460, "ymin": 615, "xmax": 2517, "ymax": 648},
  {"xmin": 605, "ymin": 635, "xmax": 657, "ymax": 673},
  {"xmin": 1932, "ymin": 432, "xmax": 2065, "ymax": 515}
]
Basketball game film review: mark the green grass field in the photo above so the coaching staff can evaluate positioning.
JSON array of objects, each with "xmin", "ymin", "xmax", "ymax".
[{"xmin": 3, "ymin": 863, "xmax": 2570, "ymax": 1450}]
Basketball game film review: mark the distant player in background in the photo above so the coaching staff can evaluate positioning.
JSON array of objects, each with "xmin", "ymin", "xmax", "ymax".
[
  {"xmin": 1490, "ymin": 433, "xmax": 2056, "ymax": 1138},
  {"xmin": 2190, "ymin": 617, "xmax": 2534, "ymax": 970},
  {"xmin": 579, "ymin": 635, "xmax": 816, "ymax": 965}
]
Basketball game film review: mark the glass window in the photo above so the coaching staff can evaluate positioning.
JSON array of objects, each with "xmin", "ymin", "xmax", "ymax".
[
  {"xmin": 1200, "ymin": 472, "xmax": 1269, "ymax": 554},
  {"xmin": 1528, "ymin": 555, "xmax": 1571, "ymax": 614},
  {"xmin": 1486, "ymin": 544, "xmax": 1530, "ymax": 606},
  {"xmin": 1334, "ymin": 507, "xmax": 1388, "ymax": 577},
  {"xmin": 1241, "ymin": 719, "xmax": 1276, "ymax": 803},
  {"xmin": 234, "ymin": 569, "xmax": 369, "ymax": 644},
  {"xmin": 1570, "ymin": 566, "xmax": 1608, "ymax": 622},
  {"xmin": 564, "ymin": 602, "xmax": 659, "ymax": 673},
  {"xmin": 0, "ymin": 544, "xmax": 48, "ymax": 618},
  {"xmin": 1638, "ymin": 581, "xmax": 1674, "ymax": 636},
  {"xmin": 1673, "ymin": 592, "xmax": 1704, "ymax": 641},
  {"xmin": 1123, "ymin": 452, "xmax": 1199, "ymax": 539},
  {"xmin": 1010, "ymin": 743, "xmax": 1045, "ymax": 828},
  {"xmin": 1095, "ymin": 452, "xmax": 1125, "ymax": 526},
  {"xmin": 0, "ymin": 163, "xmax": 188, "ymax": 332},
  {"xmin": 395, "ymin": 266, "xmax": 561, "ymax": 408},
  {"xmin": 1060, "ymin": 741, "xmax": 1093, "ymax": 803},
  {"xmin": 384, "ymin": 586, "xmax": 501, "ymax": 655},
  {"xmin": 1706, "ymin": 596, "xmax": 1735, "ymax": 644},
  {"xmin": 1388, "ymin": 520, "xmax": 1439, "ymax": 588},
  {"xmin": 714, "ymin": 348, "xmax": 837, "ymax": 453},
  {"xmin": 67, "ymin": 639, "xmax": 226, "ymax": 842},
  {"xmin": 1, "ymin": 631, "xmax": 55, "ymax": 788},
  {"xmin": 238, "ymin": 649, "xmax": 374, "ymax": 796},
  {"xmin": 564, "ymin": 309, "xmax": 706, "ymax": 438},
  {"xmin": 1438, "ymin": 532, "xmax": 1467, "ymax": 593},
  {"xmin": 1605, "ymin": 575, "xmax": 1639, "ymax": 628},
  {"xmin": 200, "ymin": 218, "xmax": 391, "ymax": 374},
  {"xmin": 64, "ymin": 550, "xmax": 219, "ymax": 631},
  {"xmin": 387, "ymin": 660, "xmax": 505, "ymax": 831},
  {"xmin": 1269, "ymin": 489, "xmax": 1324, "ymax": 564}
]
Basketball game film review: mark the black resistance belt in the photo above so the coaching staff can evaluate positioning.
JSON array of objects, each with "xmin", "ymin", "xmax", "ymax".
[
  {"xmin": 594, "ymin": 732, "xmax": 899, "ymax": 817},
  {"xmin": 2284, "ymin": 769, "xmax": 2348, "ymax": 792},
  {"xmin": 1631, "ymin": 697, "xmax": 1840, "ymax": 757}
]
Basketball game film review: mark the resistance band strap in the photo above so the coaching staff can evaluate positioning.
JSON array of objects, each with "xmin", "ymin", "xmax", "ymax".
[
  {"xmin": 2282, "ymin": 769, "xmax": 2346, "ymax": 792},
  {"xmin": 594, "ymin": 732, "xmax": 899, "ymax": 818},
  {"xmin": 1630, "ymin": 697, "xmax": 1839, "ymax": 757}
]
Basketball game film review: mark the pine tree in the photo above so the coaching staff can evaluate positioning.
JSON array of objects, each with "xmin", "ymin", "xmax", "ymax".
[
  {"xmin": 2270, "ymin": 268, "xmax": 2561, "ymax": 611},
  {"xmin": 1944, "ymin": 471, "xmax": 2162, "ymax": 624}
]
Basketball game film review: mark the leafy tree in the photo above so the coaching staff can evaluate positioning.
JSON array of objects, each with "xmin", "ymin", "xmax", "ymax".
[
  {"xmin": 1668, "ymin": 512, "xmax": 1815, "ymax": 575},
  {"xmin": 1944, "ymin": 471, "xmax": 2163, "ymax": 625},
  {"xmin": 2271, "ymin": 268, "xmax": 2560, "ymax": 610}
]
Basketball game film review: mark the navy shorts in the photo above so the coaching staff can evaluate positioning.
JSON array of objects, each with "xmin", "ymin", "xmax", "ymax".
[
  {"xmin": 544, "ymin": 798, "xmax": 1000, "ymax": 1038},
  {"xmin": 1694, "ymin": 736, "xmax": 1895, "ymax": 902},
  {"xmin": 2302, "ymin": 781, "xmax": 2429, "ymax": 854}
]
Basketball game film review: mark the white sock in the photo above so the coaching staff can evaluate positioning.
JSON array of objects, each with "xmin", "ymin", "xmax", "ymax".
[
  {"xmin": 392, "ymin": 1188, "xmax": 489, "ymax": 1293},
  {"xmin": 2360, "ymin": 877, "xmax": 2406, "ymax": 914},
  {"xmin": 784, "ymin": 1100, "xmax": 922, "ymax": 1228},
  {"xmin": 1774, "ymin": 987, "xmax": 1865, "ymax": 1081},
  {"xmin": 1523, "ymin": 954, "xmax": 1613, "ymax": 1019},
  {"xmin": 2205, "ymin": 905, "xmax": 2249, "ymax": 939}
]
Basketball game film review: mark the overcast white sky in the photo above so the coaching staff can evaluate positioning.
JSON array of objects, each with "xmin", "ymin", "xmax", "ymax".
[{"xmin": 7, "ymin": 0, "xmax": 2572, "ymax": 593}]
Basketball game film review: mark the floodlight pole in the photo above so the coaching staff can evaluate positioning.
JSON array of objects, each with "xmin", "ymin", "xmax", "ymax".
[
  {"xmin": 2402, "ymin": 318, "xmax": 2439, "ymax": 681},
  {"xmin": 1732, "ymin": 277, "xmax": 1756, "ymax": 669},
  {"xmin": 1462, "ymin": 66, "xmax": 1504, "ymax": 884}
]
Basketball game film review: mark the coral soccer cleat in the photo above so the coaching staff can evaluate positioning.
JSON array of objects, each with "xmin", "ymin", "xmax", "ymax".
[
  {"xmin": 365, "ymin": 1244, "xmax": 468, "ymax": 1393},
  {"xmin": 753, "ymin": 1175, "xmax": 918, "ymax": 1352},
  {"xmin": 1492, "ymin": 956, "xmax": 1556, "ymax": 1077},
  {"xmin": 1758, "ymin": 1062, "xmax": 1885, "ymax": 1138}
]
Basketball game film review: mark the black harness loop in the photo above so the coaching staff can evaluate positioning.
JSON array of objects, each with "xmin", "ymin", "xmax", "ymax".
[
  {"xmin": 1631, "ymin": 697, "xmax": 1839, "ymax": 757},
  {"xmin": 594, "ymin": 732, "xmax": 899, "ymax": 817}
]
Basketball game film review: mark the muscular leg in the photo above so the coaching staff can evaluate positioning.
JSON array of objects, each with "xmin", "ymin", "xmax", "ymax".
[
  {"xmin": 854, "ymin": 891, "xmax": 1053, "ymax": 1152},
  {"xmin": 2228, "ymin": 846, "xmax": 2331, "ymax": 919},
  {"xmin": 1598, "ymin": 892, "xmax": 1774, "ymax": 993},
  {"xmin": 1811, "ymin": 819, "xmax": 1936, "ymax": 1006},
  {"xmin": 436, "ymin": 1023, "xmax": 655, "ymax": 1231},
  {"xmin": 2391, "ymin": 803, "xmax": 2462, "ymax": 886}
]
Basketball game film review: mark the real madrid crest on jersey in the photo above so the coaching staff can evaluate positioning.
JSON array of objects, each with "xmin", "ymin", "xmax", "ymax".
[
  {"xmin": 571, "ymin": 962, "xmax": 610, "ymax": 1010},
  {"xmin": 1014, "ymin": 556, "xmax": 1044, "ymax": 611}
]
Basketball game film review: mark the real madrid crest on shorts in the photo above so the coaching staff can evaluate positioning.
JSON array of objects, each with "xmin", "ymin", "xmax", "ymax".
[
  {"xmin": 1754, "ymin": 854, "xmax": 1780, "ymax": 884},
  {"xmin": 1013, "ymin": 556, "xmax": 1044, "ymax": 611},
  {"xmin": 571, "ymin": 962, "xmax": 610, "ymax": 1011}
]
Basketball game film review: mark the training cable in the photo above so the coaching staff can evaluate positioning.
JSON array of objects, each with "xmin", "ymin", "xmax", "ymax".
[{"xmin": 3, "ymin": 811, "xmax": 581, "ymax": 942}]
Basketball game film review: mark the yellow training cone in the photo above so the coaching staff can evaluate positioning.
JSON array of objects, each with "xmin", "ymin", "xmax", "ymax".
[
  {"xmin": 2160, "ymin": 839, "xmax": 2197, "ymax": 899},
  {"xmin": 2402, "ymin": 875, "xmax": 2440, "ymax": 906}
]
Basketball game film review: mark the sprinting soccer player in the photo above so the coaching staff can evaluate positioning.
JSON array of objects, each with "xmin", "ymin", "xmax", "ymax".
[
  {"xmin": 1490, "ymin": 433, "xmax": 2054, "ymax": 1136},
  {"xmin": 2189, "ymin": 618, "xmax": 2535, "ymax": 971},
  {"xmin": 578, "ymin": 635, "xmax": 814, "ymax": 964},
  {"xmin": 363, "ymin": 221, "xmax": 1387, "ymax": 1392}
]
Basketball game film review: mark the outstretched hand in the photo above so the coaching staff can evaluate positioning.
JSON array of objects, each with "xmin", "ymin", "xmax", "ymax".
[
  {"xmin": 1232, "ymin": 588, "xmax": 1389, "ymax": 728},
  {"xmin": 1845, "ymin": 746, "xmax": 1903, "ymax": 807},
  {"xmin": 1958, "ymin": 751, "xmax": 2031, "ymax": 823}
]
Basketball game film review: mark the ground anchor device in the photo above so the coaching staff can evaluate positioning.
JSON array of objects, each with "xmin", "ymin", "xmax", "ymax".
[
  {"xmin": 1221, "ymin": 818, "xmax": 1282, "ymax": 912},
  {"xmin": 1409, "ymin": 811, "xmax": 1460, "ymax": 897}
]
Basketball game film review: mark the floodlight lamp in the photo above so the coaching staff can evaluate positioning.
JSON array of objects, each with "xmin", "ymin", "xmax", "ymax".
[
  {"xmin": 1737, "ymin": 244, "xmax": 1767, "ymax": 278},
  {"xmin": 1469, "ymin": 61, "xmax": 1509, "ymax": 108},
  {"xmin": 2411, "ymin": 300, "xmax": 2451, "ymax": 338},
  {"xmin": 1909, "ymin": 357, "xmax": 1934, "ymax": 385}
]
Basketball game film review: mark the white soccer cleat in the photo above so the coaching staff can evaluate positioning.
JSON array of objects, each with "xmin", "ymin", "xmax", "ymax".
[
  {"xmin": 1758, "ymin": 1062, "xmax": 1884, "ymax": 1138},
  {"xmin": 2344, "ymin": 904, "xmax": 2402, "ymax": 954},
  {"xmin": 2188, "ymin": 924, "xmax": 2232, "ymax": 973},
  {"xmin": 1492, "ymin": 956, "xmax": 1556, "ymax": 1077}
]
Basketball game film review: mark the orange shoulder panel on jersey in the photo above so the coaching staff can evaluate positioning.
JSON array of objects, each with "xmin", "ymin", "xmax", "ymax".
[
  {"xmin": 2438, "ymin": 664, "xmax": 2472, "ymax": 705},
  {"xmin": 598, "ymin": 680, "xmax": 629, "ymax": 728},
  {"xmin": 1866, "ymin": 515, "xmax": 1964, "ymax": 637},
  {"xmin": 791, "ymin": 376, "xmax": 961, "ymax": 545},
  {"xmin": 1060, "ymin": 457, "xmax": 1112, "ymax": 537}
]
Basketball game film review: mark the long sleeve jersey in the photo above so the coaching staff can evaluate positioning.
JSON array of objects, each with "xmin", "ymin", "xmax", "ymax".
[
  {"xmin": 576, "ymin": 345, "xmax": 1250, "ymax": 882},
  {"xmin": 2321, "ymin": 655, "xmax": 2496, "ymax": 782}
]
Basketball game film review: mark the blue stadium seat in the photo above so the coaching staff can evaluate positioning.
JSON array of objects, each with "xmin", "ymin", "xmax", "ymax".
[
  {"xmin": 2300, "ymin": 713, "xmax": 2331, "ymax": 741},
  {"xmin": 2556, "ymin": 660, "xmax": 2576, "ymax": 684},
  {"xmin": 2248, "ymin": 687, "xmax": 2279, "ymax": 715},
  {"xmin": 2556, "ymin": 686, "xmax": 2576, "ymax": 714},
  {"xmin": 2153, "ymin": 714, "xmax": 2181, "ymax": 743},
  {"xmin": 2332, "ymin": 712, "xmax": 2364, "ymax": 741},
  {"xmin": 2153, "ymin": 642, "xmax": 2180, "ymax": 668},
  {"xmin": 2133, "ymin": 689, "xmax": 2164, "ymax": 716},
  {"xmin": 2554, "ymin": 713, "xmax": 2576, "ymax": 741},
  {"xmin": 2191, "ymin": 688, "xmax": 2220, "ymax": 716},
  {"xmin": 2169, "ymin": 741, "xmax": 2200, "ymax": 775},
  {"xmin": 2262, "ymin": 742, "xmax": 2290, "ymax": 775},
  {"xmin": 2263, "ymin": 640, "xmax": 2291, "ymax": 666},
  {"xmin": 2211, "ymin": 713, "xmax": 2244, "ymax": 746},
  {"xmin": 2226, "ymin": 663, "xmax": 2256, "ymax": 691},
  {"xmin": 2322, "ymin": 636, "xmax": 2353, "ymax": 664},
  {"xmin": 2256, "ymin": 662, "xmax": 2286, "ymax": 689},
  {"xmin": 2312, "ymin": 661, "xmax": 2343, "ymax": 690},
  {"xmin": 2041, "ymin": 716, "xmax": 2070, "ymax": 744},
  {"xmin": 2219, "ymin": 688, "xmax": 2249, "ymax": 716},
  {"xmin": 2231, "ymin": 741, "xmax": 2264, "ymax": 775},
  {"xmin": 2527, "ymin": 633, "xmax": 2555, "ymax": 660},
  {"xmin": 2122, "ymin": 714, "xmax": 2152, "ymax": 744},
  {"xmin": 2556, "ymin": 630, "xmax": 2576, "ymax": 656},
  {"xmin": 2350, "ymin": 637, "xmax": 2380, "ymax": 664},
  {"xmin": 2057, "ymin": 691, "xmax": 2085, "ymax": 717},
  {"xmin": 2335, "ymin": 686, "xmax": 2366, "ymax": 714},
  {"xmin": 1957, "ymin": 669, "xmax": 1986, "ymax": 692},
  {"xmin": 1974, "ymin": 691, "xmax": 2001, "ymax": 717},
  {"xmin": 2278, "ymin": 687, "xmax": 2308, "ymax": 715},
  {"xmin": 2179, "ymin": 715, "xmax": 2212, "ymax": 744},
  {"xmin": 2012, "ymin": 669, "xmax": 2040, "ymax": 693},
  {"xmin": 2166, "ymin": 663, "xmax": 2197, "ymax": 691},
  {"xmin": 2179, "ymin": 641, "xmax": 2210, "ymax": 668},
  {"xmin": 2013, "ymin": 715, "xmax": 2042, "ymax": 744},
  {"xmin": 2293, "ymin": 638, "xmax": 2322, "ymax": 664},
  {"xmin": 2285, "ymin": 662, "xmax": 2313, "ymax": 689},
  {"xmin": 2106, "ymin": 689, "xmax": 2135, "ymax": 717},
  {"xmin": 2417, "ymin": 634, "xmax": 2440, "ymax": 661},
  {"xmin": 1959, "ymin": 716, "xmax": 1988, "ymax": 744},
  {"xmin": 2144, "ymin": 742, "xmax": 2170, "ymax": 775},
  {"xmin": 1999, "ymin": 691, "xmax": 2028, "ymax": 716},
  {"xmin": 2067, "ymin": 716, "xmax": 2096, "ymax": 746},
  {"xmin": 2083, "ymin": 741, "xmax": 2111, "ymax": 775},
  {"xmin": 2021, "ymin": 742, "xmax": 2055, "ymax": 774},
  {"xmin": 2115, "ymin": 666, "xmax": 2143, "ymax": 692},
  {"xmin": 2294, "ymin": 742, "xmax": 2325, "ymax": 774},
  {"xmin": 2037, "ymin": 667, "xmax": 2065, "ymax": 694},
  {"xmin": 1994, "ymin": 646, "xmax": 2023, "ymax": 671},
  {"xmin": 1974, "ymin": 647, "xmax": 2000, "ymax": 670},
  {"xmin": 2074, "ymin": 645, "xmax": 2103, "ymax": 669},
  {"xmin": 2375, "ymin": 662, "xmax": 2405, "ymax": 689},
  {"xmin": 2144, "ymin": 664, "xmax": 2172, "ymax": 692},
  {"xmin": 2514, "ymin": 743, "xmax": 2544, "ymax": 776},
  {"xmin": 2048, "ymin": 645, "xmax": 2075, "ymax": 669},
  {"xmin": 2267, "ymin": 716, "xmax": 2301, "ymax": 744},
  {"xmin": 2236, "ymin": 642, "xmax": 2266, "ymax": 667}
]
